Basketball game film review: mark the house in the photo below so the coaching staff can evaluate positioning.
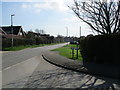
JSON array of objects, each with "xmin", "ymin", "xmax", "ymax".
[
  {"xmin": 27, "ymin": 31, "xmax": 41, "ymax": 38},
  {"xmin": 27, "ymin": 31, "xmax": 50, "ymax": 38},
  {"xmin": 0, "ymin": 26, "xmax": 26, "ymax": 39},
  {"xmin": 0, "ymin": 27, "xmax": 6, "ymax": 35}
]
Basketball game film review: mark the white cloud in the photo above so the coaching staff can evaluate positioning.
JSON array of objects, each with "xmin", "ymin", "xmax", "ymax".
[
  {"xmin": 49, "ymin": 0, "xmax": 69, "ymax": 12},
  {"xmin": 33, "ymin": 3, "xmax": 51, "ymax": 10},
  {"xmin": 35, "ymin": 9, "xmax": 41, "ymax": 13},
  {"xmin": 64, "ymin": 16, "xmax": 83, "ymax": 22},
  {"xmin": 21, "ymin": 0, "xmax": 70, "ymax": 13},
  {"xmin": 21, "ymin": 4, "xmax": 28, "ymax": 8},
  {"xmin": 34, "ymin": 3, "xmax": 42, "ymax": 8},
  {"xmin": 21, "ymin": 3, "xmax": 31, "ymax": 9}
]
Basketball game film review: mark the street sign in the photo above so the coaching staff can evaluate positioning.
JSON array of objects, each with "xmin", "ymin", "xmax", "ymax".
[{"xmin": 70, "ymin": 47, "xmax": 79, "ymax": 59}]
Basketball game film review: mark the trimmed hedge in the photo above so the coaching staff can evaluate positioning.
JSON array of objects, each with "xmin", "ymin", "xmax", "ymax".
[
  {"xmin": 2, "ymin": 38, "xmax": 36, "ymax": 49},
  {"xmin": 2, "ymin": 37, "xmax": 64, "ymax": 50},
  {"xmin": 80, "ymin": 34, "xmax": 120, "ymax": 66},
  {"xmin": 2, "ymin": 39, "xmax": 12, "ymax": 48}
]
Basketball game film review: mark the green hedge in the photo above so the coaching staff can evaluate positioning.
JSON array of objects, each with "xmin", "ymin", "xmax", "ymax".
[
  {"xmin": 2, "ymin": 39, "xmax": 36, "ymax": 49},
  {"xmin": 2, "ymin": 37, "xmax": 50, "ymax": 49},
  {"xmin": 80, "ymin": 34, "xmax": 120, "ymax": 66},
  {"xmin": 2, "ymin": 39, "xmax": 12, "ymax": 48},
  {"xmin": 2, "ymin": 37, "xmax": 64, "ymax": 50}
]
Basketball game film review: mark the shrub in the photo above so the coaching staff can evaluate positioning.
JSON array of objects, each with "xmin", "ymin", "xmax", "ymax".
[
  {"xmin": 80, "ymin": 34, "xmax": 120, "ymax": 66},
  {"xmin": 2, "ymin": 38, "xmax": 36, "ymax": 49},
  {"xmin": 2, "ymin": 39, "xmax": 12, "ymax": 49}
]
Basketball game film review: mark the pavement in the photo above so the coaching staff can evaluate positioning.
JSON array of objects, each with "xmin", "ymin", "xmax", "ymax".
[{"xmin": 43, "ymin": 51, "xmax": 120, "ymax": 79}]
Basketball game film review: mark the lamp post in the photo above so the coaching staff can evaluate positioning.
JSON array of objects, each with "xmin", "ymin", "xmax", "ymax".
[
  {"xmin": 66, "ymin": 26, "xmax": 68, "ymax": 44},
  {"xmin": 11, "ymin": 14, "xmax": 15, "ymax": 47},
  {"xmin": 66, "ymin": 26, "xmax": 68, "ymax": 37}
]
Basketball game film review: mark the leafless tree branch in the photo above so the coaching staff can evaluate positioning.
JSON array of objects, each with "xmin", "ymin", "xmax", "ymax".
[{"xmin": 68, "ymin": 0, "xmax": 120, "ymax": 35}]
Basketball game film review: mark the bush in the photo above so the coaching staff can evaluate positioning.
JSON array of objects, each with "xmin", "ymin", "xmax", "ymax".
[
  {"xmin": 2, "ymin": 38, "xmax": 36, "ymax": 49},
  {"xmin": 80, "ymin": 34, "xmax": 120, "ymax": 66},
  {"xmin": 2, "ymin": 39, "xmax": 12, "ymax": 49},
  {"xmin": 2, "ymin": 36, "xmax": 53, "ymax": 50},
  {"xmin": 2, "ymin": 35, "xmax": 61, "ymax": 50},
  {"xmin": 35, "ymin": 37, "xmax": 46, "ymax": 45}
]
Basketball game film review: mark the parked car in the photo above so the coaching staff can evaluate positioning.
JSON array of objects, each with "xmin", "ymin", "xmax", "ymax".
[{"xmin": 70, "ymin": 41, "xmax": 78, "ymax": 44}]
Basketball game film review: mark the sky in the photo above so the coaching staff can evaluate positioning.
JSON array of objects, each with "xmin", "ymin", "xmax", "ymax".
[{"xmin": 1, "ymin": 0, "xmax": 93, "ymax": 37}]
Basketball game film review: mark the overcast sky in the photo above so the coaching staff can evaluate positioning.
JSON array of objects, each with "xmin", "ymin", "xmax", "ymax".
[{"xmin": 1, "ymin": 0, "xmax": 93, "ymax": 37}]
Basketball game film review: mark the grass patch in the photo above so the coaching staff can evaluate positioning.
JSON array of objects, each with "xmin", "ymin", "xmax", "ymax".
[
  {"xmin": 3, "ymin": 42, "xmax": 66, "ymax": 51},
  {"xmin": 3, "ymin": 45, "xmax": 30, "ymax": 51},
  {"xmin": 51, "ymin": 44, "xmax": 83, "ymax": 61}
]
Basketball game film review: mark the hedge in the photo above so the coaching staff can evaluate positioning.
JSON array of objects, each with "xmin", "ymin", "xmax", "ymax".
[
  {"xmin": 80, "ymin": 34, "xmax": 120, "ymax": 66},
  {"xmin": 2, "ymin": 38, "xmax": 36, "ymax": 49},
  {"xmin": 2, "ymin": 37, "xmax": 64, "ymax": 50}
]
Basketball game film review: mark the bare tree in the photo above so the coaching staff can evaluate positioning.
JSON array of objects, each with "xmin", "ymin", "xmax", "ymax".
[
  {"xmin": 35, "ymin": 29, "xmax": 45, "ymax": 34},
  {"xmin": 35, "ymin": 29, "xmax": 40, "ymax": 33},
  {"xmin": 40, "ymin": 29, "xmax": 45, "ymax": 34},
  {"xmin": 69, "ymin": 0, "xmax": 120, "ymax": 35}
]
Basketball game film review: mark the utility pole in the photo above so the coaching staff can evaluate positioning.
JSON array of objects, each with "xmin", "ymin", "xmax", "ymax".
[
  {"xmin": 11, "ymin": 14, "xmax": 15, "ymax": 47},
  {"xmin": 103, "ymin": 0, "xmax": 107, "ymax": 3},
  {"xmin": 79, "ymin": 26, "xmax": 81, "ymax": 38},
  {"xmin": 66, "ymin": 26, "xmax": 68, "ymax": 37},
  {"xmin": 66, "ymin": 26, "xmax": 69, "ymax": 43}
]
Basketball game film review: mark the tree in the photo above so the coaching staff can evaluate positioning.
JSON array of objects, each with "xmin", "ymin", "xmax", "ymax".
[
  {"xmin": 69, "ymin": 0, "xmax": 120, "ymax": 35},
  {"xmin": 40, "ymin": 29, "xmax": 45, "ymax": 34},
  {"xmin": 35, "ymin": 29, "xmax": 45, "ymax": 34},
  {"xmin": 35, "ymin": 29, "xmax": 40, "ymax": 34}
]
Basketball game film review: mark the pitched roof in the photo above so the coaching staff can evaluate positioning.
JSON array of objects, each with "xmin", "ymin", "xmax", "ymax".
[
  {"xmin": 0, "ymin": 27, "xmax": 7, "ymax": 35},
  {"xmin": 1, "ymin": 26, "xmax": 22, "ymax": 35}
]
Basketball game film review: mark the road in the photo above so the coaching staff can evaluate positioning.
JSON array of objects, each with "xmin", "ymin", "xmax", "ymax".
[
  {"xmin": 2, "ymin": 43, "xmax": 67, "ymax": 69},
  {"xmin": 2, "ymin": 43, "xmax": 120, "ymax": 89}
]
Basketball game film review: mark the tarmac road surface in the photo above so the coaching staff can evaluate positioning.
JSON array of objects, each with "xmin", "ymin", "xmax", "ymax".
[
  {"xmin": 2, "ymin": 43, "xmax": 67, "ymax": 86},
  {"xmin": 2, "ymin": 43, "xmax": 67, "ymax": 69},
  {"xmin": 2, "ymin": 43, "xmax": 120, "ymax": 89}
]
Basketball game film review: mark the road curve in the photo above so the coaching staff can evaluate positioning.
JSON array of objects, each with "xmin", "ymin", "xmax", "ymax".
[
  {"xmin": 2, "ymin": 43, "xmax": 67, "ymax": 69},
  {"xmin": 2, "ymin": 43, "xmax": 120, "ymax": 89}
]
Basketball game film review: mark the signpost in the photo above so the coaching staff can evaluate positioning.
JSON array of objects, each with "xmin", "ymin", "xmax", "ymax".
[
  {"xmin": 71, "ymin": 47, "xmax": 79, "ymax": 59},
  {"xmin": 71, "ymin": 47, "xmax": 74, "ymax": 59}
]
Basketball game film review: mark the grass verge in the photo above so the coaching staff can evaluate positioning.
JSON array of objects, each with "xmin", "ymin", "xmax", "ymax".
[
  {"xmin": 3, "ymin": 42, "xmax": 66, "ymax": 51},
  {"xmin": 51, "ymin": 44, "xmax": 83, "ymax": 61}
]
